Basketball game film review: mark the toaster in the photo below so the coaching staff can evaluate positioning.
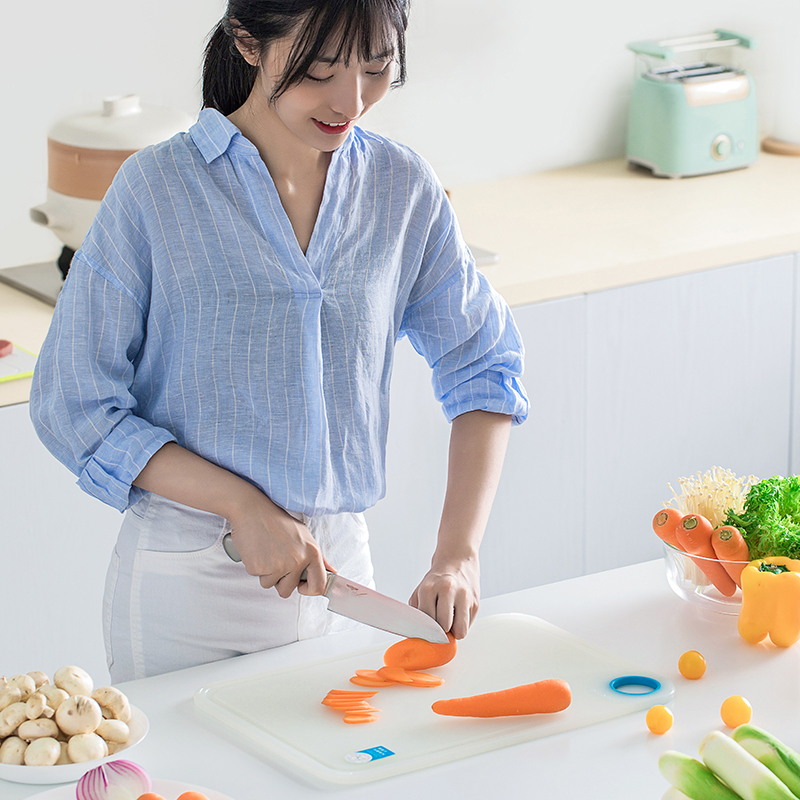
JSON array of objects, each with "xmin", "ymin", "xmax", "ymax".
[{"xmin": 626, "ymin": 30, "xmax": 758, "ymax": 178}]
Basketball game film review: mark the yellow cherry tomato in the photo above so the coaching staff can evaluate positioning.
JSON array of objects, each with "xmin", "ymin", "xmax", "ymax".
[
  {"xmin": 646, "ymin": 704, "xmax": 674, "ymax": 734},
  {"xmin": 678, "ymin": 650, "xmax": 707, "ymax": 680},
  {"xmin": 720, "ymin": 695, "xmax": 752, "ymax": 728}
]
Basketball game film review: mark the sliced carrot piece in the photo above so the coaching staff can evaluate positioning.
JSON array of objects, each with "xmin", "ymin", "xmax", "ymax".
[
  {"xmin": 350, "ymin": 675, "xmax": 395, "ymax": 687},
  {"xmin": 354, "ymin": 669, "xmax": 389, "ymax": 680},
  {"xmin": 383, "ymin": 633, "xmax": 457, "ymax": 671},
  {"xmin": 403, "ymin": 670, "xmax": 444, "ymax": 687},
  {"xmin": 376, "ymin": 666, "xmax": 416, "ymax": 684},
  {"xmin": 343, "ymin": 713, "xmax": 379, "ymax": 724},
  {"xmin": 324, "ymin": 689, "xmax": 378, "ymax": 696}
]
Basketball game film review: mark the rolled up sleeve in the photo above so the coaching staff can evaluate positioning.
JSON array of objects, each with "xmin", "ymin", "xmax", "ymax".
[
  {"xmin": 400, "ymin": 191, "xmax": 529, "ymax": 425},
  {"xmin": 29, "ymin": 164, "xmax": 177, "ymax": 512}
]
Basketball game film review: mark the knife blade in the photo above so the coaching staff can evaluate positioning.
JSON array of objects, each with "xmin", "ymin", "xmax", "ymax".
[{"xmin": 222, "ymin": 532, "xmax": 449, "ymax": 643}]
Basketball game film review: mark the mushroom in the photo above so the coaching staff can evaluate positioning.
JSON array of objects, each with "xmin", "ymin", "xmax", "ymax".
[
  {"xmin": 27, "ymin": 671, "xmax": 50, "ymax": 690},
  {"xmin": 39, "ymin": 684, "xmax": 69, "ymax": 711},
  {"xmin": 0, "ymin": 736, "xmax": 27, "ymax": 765},
  {"xmin": 54, "ymin": 666, "xmax": 93, "ymax": 697},
  {"xmin": 0, "ymin": 686, "xmax": 22, "ymax": 713},
  {"xmin": 24, "ymin": 736, "xmax": 61, "ymax": 766},
  {"xmin": 0, "ymin": 702, "xmax": 29, "ymax": 738},
  {"xmin": 96, "ymin": 718, "xmax": 130, "ymax": 744},
  {"xmin": 26, "ymin": 692, "xmax": 55, "ymax": 720},
  {"xmin": 55, "ymin": 741, "xmax": 71, "ymax": 764},
  {"xmin": 17, "ymin": 718, "xmax": 60, "ymax": 741},
  {"xmin": 67, "ymin": 732, "xmax": 107, "ymax": 762},
  {"xmin": 91, "ymin": 686, "xmax": 132, "ymax": 723},
  {"xmin": 55, "ymin": 695, "xmax": 102, "ymax": 736},
  {"xmin": 6, "ymin": 674, "xmax": 36, "ymax": 702}
]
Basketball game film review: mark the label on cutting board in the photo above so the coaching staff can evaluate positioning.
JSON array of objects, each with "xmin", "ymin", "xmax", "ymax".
[{"xmin": 345, "ymin": 746, "xmax": 395, "ymax": 764}]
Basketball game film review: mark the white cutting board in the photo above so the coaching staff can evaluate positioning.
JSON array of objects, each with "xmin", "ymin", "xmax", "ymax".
[{"xmin": 193, "ymin": 614, "xmax": 674, "ymax": 787}]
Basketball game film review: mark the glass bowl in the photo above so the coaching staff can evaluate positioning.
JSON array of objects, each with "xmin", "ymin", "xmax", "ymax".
[{"xmin": 662, "ymin": 541, "xmax": 747, "ymax": 615}]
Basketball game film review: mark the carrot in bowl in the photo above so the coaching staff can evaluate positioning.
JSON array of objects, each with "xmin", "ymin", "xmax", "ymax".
[
  {"xmin": 652, "ymin": 508, "xmax": 684, "ymax": 549},
  {"xmin": 675, "ymin": 514, "xmax": 737, "ymax": 597},
  {"xmin": 431, "ymin": 678, "xmax": 572, "ymax": 718},
  {"xmin": 710, "ymin": 525, "xmax": 750, "ymax": 588}
]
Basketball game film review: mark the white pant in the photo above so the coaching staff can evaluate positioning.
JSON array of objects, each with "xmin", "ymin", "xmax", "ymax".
[{"xmin": 103, "ymin": 493, "xmax": 373, "ymax": 682}]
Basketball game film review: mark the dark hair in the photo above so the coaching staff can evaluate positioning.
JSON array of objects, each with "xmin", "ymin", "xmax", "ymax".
[{"xmin": 202, "ymin": 0, "xmax": 409, "ymax": 115}]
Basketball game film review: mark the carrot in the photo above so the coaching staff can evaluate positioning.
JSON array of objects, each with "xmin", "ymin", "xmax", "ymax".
[
  {"xmin": 652, "ymin": 508, "xmax": 684, "ymax": 549},
  {"xmin": 710, "ymin": 525, "xmax": 750, "ymax": 588},
  {"xmin": 376, "ymin": 666, "xmax": 416, "ymax": 684},
  {"xmin": 675, "ymin": 514, "xmax": 737, "ymax": 597},
  {"xmin": 176, "ymin": 794, "xmax": 209, "ymax": 800},
  {"xmin": 431, "ymin": 678, "xmax": 572, "ymax": 718},
  {"xmin": 350, "ymin": 675, "xmax": 395, "ymax": 687},
  {"xmin": 383, "ymin": 632, "xmax": 457, "ymax": 671},
  {"xmin": 343, "ymin": 713, "xmax": 379, "ymax": 724}
]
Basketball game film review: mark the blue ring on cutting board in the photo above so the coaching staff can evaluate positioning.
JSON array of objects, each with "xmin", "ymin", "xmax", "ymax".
[{"xmin": 609, "ymin": 675, "xmax": 661, "ymax": 695}]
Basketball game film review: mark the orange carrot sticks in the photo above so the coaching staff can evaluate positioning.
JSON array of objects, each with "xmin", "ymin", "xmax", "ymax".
[
  {"xmin": 432, "ymin": 678, "xmax": 572, "ymax": 718},
  {"xmin": 383, "ymin": 633, "xmax": 457, "ymax": 671},
  {"xmin": 652, "ymin": 508, "xmax": 684, "ymax": 549},
  {"xmin": 675, "ymin": 514, "xmax": 737, "ymax": 597},
  {"xmin": 710, "ymin": 525, "xmax": 750, "ymax": 588}
]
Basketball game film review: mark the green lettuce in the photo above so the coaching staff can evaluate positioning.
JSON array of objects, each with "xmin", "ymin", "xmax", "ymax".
[{"xmin": 724, "ymin": 475, "xmax": 800, "ymax": 559}]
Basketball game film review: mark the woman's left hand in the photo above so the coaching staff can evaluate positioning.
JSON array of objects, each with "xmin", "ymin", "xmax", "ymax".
[{"xmin": 409, "ymin": 554, "xmax": 480, "ymax": 640}]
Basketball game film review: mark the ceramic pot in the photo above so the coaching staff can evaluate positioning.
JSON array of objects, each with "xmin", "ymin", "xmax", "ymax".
[{"xmin": 30, "ymin": 95, "xmax": 194, "ymax": 251}]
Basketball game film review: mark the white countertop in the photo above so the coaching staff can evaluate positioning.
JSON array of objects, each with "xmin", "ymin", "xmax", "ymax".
[{"xmin": 5, "ymin": 559, "xmax": 800, "ymax": 800}]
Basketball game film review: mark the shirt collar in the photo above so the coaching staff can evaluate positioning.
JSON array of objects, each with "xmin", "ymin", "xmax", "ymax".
[{"xmin": 190, "ymin": 108, "xmax": 257, "ymax": 163}]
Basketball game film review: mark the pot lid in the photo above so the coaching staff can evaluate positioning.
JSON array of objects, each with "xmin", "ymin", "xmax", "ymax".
[{"xmin": 48, "ymin": 95, "xmax": 195, "ymax": 150}]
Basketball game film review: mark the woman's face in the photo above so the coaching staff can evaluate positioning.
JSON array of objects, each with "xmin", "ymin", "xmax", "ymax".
[{"xmin": 250, "ymin": 33, "xmax": 395, "ymax": 152}]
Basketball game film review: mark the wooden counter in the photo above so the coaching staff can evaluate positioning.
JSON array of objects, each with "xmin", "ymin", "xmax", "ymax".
[{"xmin": 0, "ymin": 283, "xmax": 54, "ymax": 407}]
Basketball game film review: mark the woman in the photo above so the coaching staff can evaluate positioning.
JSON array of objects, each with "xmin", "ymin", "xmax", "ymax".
[{"xmin": 30, "ymin": 0, "xmax": 528, "ymax": 682}]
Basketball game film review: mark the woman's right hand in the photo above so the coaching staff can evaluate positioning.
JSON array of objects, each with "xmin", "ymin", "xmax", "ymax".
[
  {"xmin": 132, "ymin": 443, "xmax": 330, "ymax": 598},
  {"xmin": 227, "ymin": 493, "xmax": 329, "ymax": 598}
]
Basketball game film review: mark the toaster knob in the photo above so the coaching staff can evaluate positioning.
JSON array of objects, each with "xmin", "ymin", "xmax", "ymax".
[{"xmin": 712, "ymin": 134, "xmax": 732, "ymax": 161}]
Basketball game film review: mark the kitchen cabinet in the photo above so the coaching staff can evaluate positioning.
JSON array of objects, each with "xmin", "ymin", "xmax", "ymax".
[
  {"xmin": 0, "ymin": 401, "xmax": 118, "ymax": 683},
  {"xmin": 584, "ymin": 253, "xmax": 795, "ymax": 573}
]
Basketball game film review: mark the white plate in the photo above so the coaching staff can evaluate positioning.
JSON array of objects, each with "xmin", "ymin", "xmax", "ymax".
[
  {"xmin": 24, "ymin": 778, "xmax": 234, "ymax": 800},
  {"xmin": 0, "ymin": 705, "xmax": 148, "ymax": 785}
]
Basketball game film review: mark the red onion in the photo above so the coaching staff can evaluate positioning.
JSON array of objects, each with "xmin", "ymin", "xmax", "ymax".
[{"xmin": 76, "ymin": 760, "xmax": 152, "ymax": 800}]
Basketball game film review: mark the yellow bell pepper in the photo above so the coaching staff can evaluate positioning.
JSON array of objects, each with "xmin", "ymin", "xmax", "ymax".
[{"xmin": 738, "ymin": 557, "xmax": 800, "ymax": 647}]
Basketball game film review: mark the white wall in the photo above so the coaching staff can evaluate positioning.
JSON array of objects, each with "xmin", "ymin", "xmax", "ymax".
[{"xmin": 2, "ymin": 0, "xmax": 797, "ymax": 272}]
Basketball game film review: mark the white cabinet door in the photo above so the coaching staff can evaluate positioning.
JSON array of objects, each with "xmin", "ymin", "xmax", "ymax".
[
  {"xmin": 584, "ymin": 255, "xmax": 795, "ymax": 574},
  {"xmin": 481, "ymin": 295, "xmax": 586, "ymax": 595},
  {"xmin": 0, "ymin": 402, "xmax": 119, "ymax": 682}
]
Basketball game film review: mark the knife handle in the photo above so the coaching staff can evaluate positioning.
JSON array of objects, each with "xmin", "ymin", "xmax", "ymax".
[{"xmin": 221, "ymin": 533, "xmax": 316, "ymax": 582}]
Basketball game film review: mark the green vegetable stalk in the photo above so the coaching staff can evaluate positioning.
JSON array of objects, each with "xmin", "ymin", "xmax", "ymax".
[
  {"xmin": 699, "ymin": 731, "xmax": 797, "ymax": 800},
  {"xmin": 724, "ymin": 476, "xmax": 800, "ymax": 559},
  {"xmin": 732, "ymin": 724, "xmax": 800, "ymax": 797},
  {"xmin": 658, "ymin": 750, "xmax": 741, "ymax": 800}
]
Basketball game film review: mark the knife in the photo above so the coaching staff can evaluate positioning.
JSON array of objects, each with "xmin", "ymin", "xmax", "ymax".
[{"xmin": 221, "ymin": 532, "xmax": 449, "ymax": 643}]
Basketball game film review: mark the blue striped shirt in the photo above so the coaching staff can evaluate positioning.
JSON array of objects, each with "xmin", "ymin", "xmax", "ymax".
[{"xmin": 30, "ymin": 109, "xmax": 528, "ymax": 516}]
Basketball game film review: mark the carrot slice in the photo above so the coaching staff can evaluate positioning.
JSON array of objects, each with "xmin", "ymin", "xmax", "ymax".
[
  {"xmin": 383, "ymin": 633, "xmax": 457, "ymax": 671},
  {"xmin": 354, "ymin": 669, "xmax": 391, "ymax": 681},
  {"xmin": 350, "ymin": 675, "xmax": 395, "ymax": 687},
  {"xmin": 431, "ymin": 678, "xmax": 572, "ymax": 717},
  {"xmin": 376, "ymin": 666, "xmax": 416, "ymax": 684},
  {"xmin": 324, "ymin": 690, "xmax": 378, "ymax": 698},
  {"xmin": 343, "ymin": 713, "xmax": 379, "ymax": 724},
  {"xmin": 403, "ymin": 670, "xmax": 444, "ymax": 687}
]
